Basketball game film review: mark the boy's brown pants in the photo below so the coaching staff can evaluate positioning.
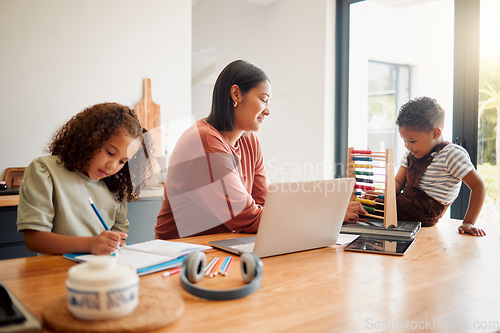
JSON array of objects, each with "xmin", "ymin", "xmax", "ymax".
[{"xmin": 396, "ymin": 142, "xmax": 450, "ymax": 227}]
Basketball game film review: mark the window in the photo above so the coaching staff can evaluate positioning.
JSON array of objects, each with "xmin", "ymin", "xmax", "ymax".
[
  {"xmin": 477, "ymin": 0, "xmax": 500, "ymax": 222},
  {"xmin": 367, "ymin": 60, "xmax": 411, "ymax": 162},
  {"xmin": 336, "ymin": 0, "xmax": 481, "ymax": 220}
]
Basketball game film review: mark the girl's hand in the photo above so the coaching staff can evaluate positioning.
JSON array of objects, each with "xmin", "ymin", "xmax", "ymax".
[
  {"xmin": 114, "ymin": 231, "xmax": 128, "ymax": 247},
  {"xmin": 458, "ymin": 222, "xmax": 486, "ymax": 237},
  {"xmin": 90, "ymin": 231, "xmax": 124, "ymax": 254}
]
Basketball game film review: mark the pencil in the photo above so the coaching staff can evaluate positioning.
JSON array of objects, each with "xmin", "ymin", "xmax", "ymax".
[
  {"xmin": 162, "ymin": 267, "xmax": 181, "ymax": 277},
  {"xmin": 219, "ymin": 256, "xmax": 230, "ymax": 276},
  {"xmin": 211, "ymin": 257, "xmax": 224, "ymax": 277},
  {"xmin": 88, "ymin": 197, "xmax": 110, "ymax": 230},
  {"xmin": 89, "ymin": 197, "xmax": 120, "ymax": 254},
  {"xmin": 208, "ymin": 257, "xmax": 220, "ymax": 277},
  {"xmin": 203, "ymin": 257, "xmax": 217, "ymax": 277},
  {"xmin": 221, "ymin": 257, "xmax": 234, "ymax": 276},
  {"xmin": 215, "ymin": 256, "xmax": 228, "ymax": 276},
  {"xmin": 219, "ymin": 256, "xmax": 230, "ymax": 275},
  {"xmin": 204, "ymin": 257, "xmax": 218, "ymax": 277}
]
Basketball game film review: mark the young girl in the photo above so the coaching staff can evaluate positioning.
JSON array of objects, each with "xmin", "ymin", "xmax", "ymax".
[{"xmin": 17, "ymin": 103, "xmax": 153, "ymax": 254}]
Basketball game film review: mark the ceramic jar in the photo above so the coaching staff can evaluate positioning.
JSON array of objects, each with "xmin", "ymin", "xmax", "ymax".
[{"xmin": 66, "ymin": 256, "xmax": 139, "ymax": 320}]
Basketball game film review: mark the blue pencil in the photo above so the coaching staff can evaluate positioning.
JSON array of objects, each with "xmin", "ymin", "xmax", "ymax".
[
  {"xmin": 221, "ymin": 257, "xmax": 234, "ymax": 276},
  {"xmin": 88, "ymin": 197, "xmax": 110, "ymax": 231},
  {"xmin": 89, "ymin": 197, "xmax": 120, "ymax": 254},
  {"xmin": 219, "ymin": 256, "xmax": 231, "ymax": 275}
]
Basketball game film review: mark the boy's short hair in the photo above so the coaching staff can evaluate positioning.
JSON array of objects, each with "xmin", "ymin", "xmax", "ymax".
[{"xmin": 396, "ymin": 96, "xmax": 445, "ymax": 131}]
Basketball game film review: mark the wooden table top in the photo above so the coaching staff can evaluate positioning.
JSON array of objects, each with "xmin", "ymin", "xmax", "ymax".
[
  {"xmin": 0, "ymin": 194, "xmax": 19, "ymax": 207},
  {"xmin": 0, "ymin": 218, "xmax": 499, "ymax": 332}
]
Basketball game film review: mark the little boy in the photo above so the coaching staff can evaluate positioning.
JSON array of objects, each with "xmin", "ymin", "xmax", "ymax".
[{"xmin": 395, "ymin": 96, "xmax": 486, "ymax": 236}]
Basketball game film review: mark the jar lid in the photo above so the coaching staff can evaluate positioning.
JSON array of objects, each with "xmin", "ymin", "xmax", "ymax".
[{"xmin": 67, "ymin": 256, "xmax": 138, "ymax": 288}]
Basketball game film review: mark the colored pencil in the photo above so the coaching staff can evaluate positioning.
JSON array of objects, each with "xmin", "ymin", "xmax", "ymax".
[
  {"xmin": 207, "ymin": 257, "xmax": 220, "ymax": 277},
  {"xmin": 162, "ymin": 267, "xmax": 181, "ymax": 277},
  {"xmin": 211, "ymin": 257, "xmax": 224, "ymax": 277},
  {"xmin": 89, "ymin": 197, "xmax": 121, "ymax": 254},
  {"xmin": 219, "ymin": 256, "xmax": 230, "ymax": 275},
  {"xmin": 219, "ymin": 256, "xmax": 229, "ymax": 275},
  {"xmin": 204, "ymin": 257, "xmax": 218, "ymax": 277},
  {"xmin": 221, "ymin": 257, "xmax": 234, "ymax": 276},
  {"xmin": 88, "ymin": 197, "xmax": 110, "ymax": 231}
]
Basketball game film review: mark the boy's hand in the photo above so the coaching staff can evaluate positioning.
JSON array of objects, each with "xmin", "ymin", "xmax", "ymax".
[
  {"xmin": 458, "ymin": 222, "xmax": 486, "ymax": 237},
  {"xmin": 90, "ymin": 231, "xmax": 125, "ymax": 254},
  {"xmin": 362, "ymin": 190, "xmax": 384, "ymax": 202}
]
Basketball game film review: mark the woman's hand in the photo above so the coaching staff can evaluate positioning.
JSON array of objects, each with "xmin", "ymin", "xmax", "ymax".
[{"xmin": 344, "ymin": 201, "xmax": 367, "ymax": 222}]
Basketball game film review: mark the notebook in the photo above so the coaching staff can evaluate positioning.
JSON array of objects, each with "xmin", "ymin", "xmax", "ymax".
[
  {"xmin": 209, "ymin": 178, "xmax": 355, "ymax": 258},
  {"xmin": 64, "ymin": 239, "xmax": 211, "ymax": 276}
]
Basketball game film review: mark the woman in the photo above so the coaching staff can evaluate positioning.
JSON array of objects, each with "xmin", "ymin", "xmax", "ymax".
[{"xmin": 155, "ymin": 60, "xmax": 364, "ymax": 240}]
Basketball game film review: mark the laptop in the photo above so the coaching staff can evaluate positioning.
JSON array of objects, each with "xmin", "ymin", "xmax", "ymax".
[{"xmin": 209, "ymin": 178, "xmax": 355, "ymax": 258}]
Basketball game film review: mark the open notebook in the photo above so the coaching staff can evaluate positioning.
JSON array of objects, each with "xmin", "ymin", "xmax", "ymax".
[{"xmin": 64, "ymin": 240, "xmax": 211, "ymax": 276}]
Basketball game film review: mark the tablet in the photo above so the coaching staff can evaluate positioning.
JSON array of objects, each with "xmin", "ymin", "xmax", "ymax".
[
  {"xmin": 344, "ymin": 236, "xmax": 415, "ymax": 256},
  {"xmin": 0, "ymin": 281, "xmax": 41, "ymax": 332}
]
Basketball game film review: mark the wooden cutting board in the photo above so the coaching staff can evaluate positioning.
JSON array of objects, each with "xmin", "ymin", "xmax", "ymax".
[{"xmin": 135, "ymin": 78, "xmax": 160, "ymax": 131}]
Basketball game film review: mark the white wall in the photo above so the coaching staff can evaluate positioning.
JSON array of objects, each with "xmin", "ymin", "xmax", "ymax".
[
  {"xmin": 348, "ymin": 0, "xmax": 454, "ymax": 164},
  {"xmin": 192, "ymin": 0, "xmax": 335, "ymax": 183},
  {"xmin": 1, "ymin": 0, "xmax": 335, "ymax": 184},
  {"xmin": 0, "ymin": 0, "xmax": 191, "ymax": 178}
]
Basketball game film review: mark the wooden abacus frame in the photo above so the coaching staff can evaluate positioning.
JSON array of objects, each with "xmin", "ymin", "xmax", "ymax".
[{"xmin": 347, "ymin": 148, "xmax": 398, "ymax": 228}]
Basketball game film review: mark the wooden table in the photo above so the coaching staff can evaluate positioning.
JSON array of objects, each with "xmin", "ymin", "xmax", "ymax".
[
  {"xmin": 0, "ymin": 194, "xmax": 19, "ymax": 207},
  {"xmin": 0, "ymin": 219, "xmax": 499, "ymax": 332}
]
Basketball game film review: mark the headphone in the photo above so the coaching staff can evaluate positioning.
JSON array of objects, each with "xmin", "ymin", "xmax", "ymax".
[{"xmin": 180, "ymin": 251, "xmax": 263, "ymax": 301}]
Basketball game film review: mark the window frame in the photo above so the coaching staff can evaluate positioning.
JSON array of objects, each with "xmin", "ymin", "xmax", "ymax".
[
  {"xmin": 335, "ymin": 0, "xmax": 480, "ymax": 219},
  {"xmin": 367, "ymin": 59, "xmax": 412, "ymax": 160}
]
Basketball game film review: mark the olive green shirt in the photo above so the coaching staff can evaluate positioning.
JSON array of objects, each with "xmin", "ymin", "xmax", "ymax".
[{"xmin": 17, "ymin": 155, "xmax": 129, "ymax": 236}]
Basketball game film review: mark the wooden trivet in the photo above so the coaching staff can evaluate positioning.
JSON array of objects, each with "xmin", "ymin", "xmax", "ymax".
[{"xmin": 42, "ymin": 286, "xmax": 184, "ymax": 333}]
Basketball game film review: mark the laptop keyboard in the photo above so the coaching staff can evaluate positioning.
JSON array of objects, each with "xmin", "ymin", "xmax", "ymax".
[{"xmin": 230, "ymin": 242, "xmax": 255, "ymax": 253}]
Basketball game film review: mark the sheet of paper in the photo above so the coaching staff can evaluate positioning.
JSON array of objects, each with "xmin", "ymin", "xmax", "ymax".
[
  {"xmin": 336, "ymin": 233, "xmax": 360, "ymax": 245},
  {"xmin": 66, "ymin": 240, "xmax": 211, "ymax": 271},
  {"xmin": 74, "ymin": 250, "xmax": 171, "ymax": 270},
  {"xmin": 124, "ymin": 239, "xmax": 211, "ymax": 257}
]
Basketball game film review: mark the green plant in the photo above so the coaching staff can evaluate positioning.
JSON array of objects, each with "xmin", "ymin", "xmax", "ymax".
[{"xmin": 478, "ymin": 81, "xmax": 500, "ymax": 201}]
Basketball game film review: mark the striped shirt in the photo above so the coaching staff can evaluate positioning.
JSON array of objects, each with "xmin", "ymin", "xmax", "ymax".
[{"xmin": 400, "ymin": 143, "xmax": 474, "ymax": 205}]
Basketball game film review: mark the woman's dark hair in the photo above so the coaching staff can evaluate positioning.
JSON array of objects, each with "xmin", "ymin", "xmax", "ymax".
[
  {"xmin": 49, "ymin": 102, "xmax": 153, "ymax": 202},
  {"xmin": 396, "ymin": 96, "xmax": 445, "ymax": 131},
  {"xmin": 206, "ymin": 60, "xmax": 269, "ymax": 132}
]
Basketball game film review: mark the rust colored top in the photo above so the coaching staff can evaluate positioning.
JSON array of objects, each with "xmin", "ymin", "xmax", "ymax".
[{"xmin": 155, "ymin": 120, "xmax": 268, "ymax": 239}]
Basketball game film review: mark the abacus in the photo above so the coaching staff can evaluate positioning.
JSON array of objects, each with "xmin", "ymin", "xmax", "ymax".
[{"xmin": 347, "ymin": 148, "xmax": 398, "ymax": 228}]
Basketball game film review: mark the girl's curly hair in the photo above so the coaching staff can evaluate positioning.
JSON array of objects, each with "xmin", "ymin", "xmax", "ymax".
[{"xmin": 49, "ymin": 103, "xmax": 154, "ymax": 202}]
